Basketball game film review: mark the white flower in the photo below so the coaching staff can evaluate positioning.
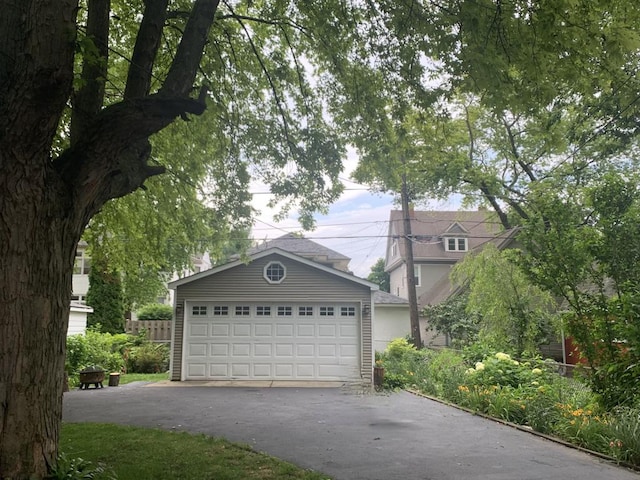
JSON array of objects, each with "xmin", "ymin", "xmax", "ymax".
[
  {"xmin": 495, "ymin": 352, "xmax": 511, "ymax": 361},
  {"xmin": 475, "ymin": 362, "xmax": 485, "ymax": 371},
  {"xmin": 466, "ymin": 368, "xmax": 476, "ymax": 375},
  {"xmin": 531, "ymin": 368, "xmax": 543, "ymax": 375}
]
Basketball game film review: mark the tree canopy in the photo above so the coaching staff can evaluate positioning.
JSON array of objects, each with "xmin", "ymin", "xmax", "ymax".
[{"xmin": 3, "ymin": 0, "xmax": 640, "ymax": 477}]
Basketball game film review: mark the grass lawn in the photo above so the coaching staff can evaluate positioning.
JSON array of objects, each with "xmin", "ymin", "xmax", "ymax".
[
  {"xmin": 60, "ymin": 423, "xmax": 330, "ymax": 480},
  {"xmin": 118, "ymin": 372, "xmax": 169, "ymax": 384}
]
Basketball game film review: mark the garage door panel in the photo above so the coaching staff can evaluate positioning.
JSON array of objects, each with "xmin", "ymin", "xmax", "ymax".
[
  {"xmin": 253, "ymin": 364, "xmax": 272, "ymax": 376},
  {"xmin": 231, "ymin": 364, "xmax": 250, "ymax": 377},
  {"xmin": 275, "ymin": 343, "xmax": 294, "ymax": 357},
  {"xmin": 254, "ymin": 324, "xmax": 273, "ymax": 336},
  {"xmin": 296, "ymin": 364, "xmax": 315, "ymax": 377},
  {"xmin": 188, "ymin": 363, "xmax": 207, "ymax": 377},
  {"xmin": 211, "ymin": 324, "xmax": 229, "ymax": 336},
  {"xmin": 318, "ymin": 324, "xmax": 336, "ymax": 337},
  {"xmin": 232, "ymin": 343, "xmax": 251, "ymax": 356},
  {"xmin": 318, "ymin": 344, "xmax": 336, "ymax": 356},
  {"xmin": 185, "ymin": 302, "xmax": 360, "ymax": 381},
  {"xmin": 297, "ymin": 324, "xmax": 315, "ymax": 336},
  {"xmin": 189, "ymin": 343, "xmax": 207, "ymax": 356},
  {"xmin": 297, "ymin": 344, "xmax": 314, "ymax": 356},
  {"xmin": 254, "ymin": 343, "xmax": 272, "ymax": 356},
  {"xmin": 276, "ymin": 324, "xmax": 294, "ymax": 336},
  {"xmin": 340, "ymin": 324, "xmax": 357, "ymax": 337},
  {"xmin": 318, "ymin": 364, "xmax": 346, "ymax": 377},
  {"xmin": 233, "ymin": 324, "xmax": 251, "ymax": 336},
  {"xmin": 340, "ymin": 344, "xmax": 358, "ymax": 357},
  {"xmin": 209, "ymin": 363, "xmax": 228, "ymax": 376},
  {"xmin": 190, "ymin": 323, "xmax": 208, "ymax": 336},
  {"xmin": 275, "ymin": 364, "xmax": 294, "ymax": 377},
  {"xmin": 210, "ymin": 344, "xmax": 228, "ymax": 356}
]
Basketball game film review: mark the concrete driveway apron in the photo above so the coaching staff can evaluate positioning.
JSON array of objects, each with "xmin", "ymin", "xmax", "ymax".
[{"xmin": 63, "ymin": 383, "xmax": 639, "ymax": 480}]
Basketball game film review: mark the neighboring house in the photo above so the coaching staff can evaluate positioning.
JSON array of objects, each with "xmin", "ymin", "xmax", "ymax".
[
  {"xmin": 372, "ymin": 291, "xmax": 410, "ymax": 353},
  {"xmin": 68, "ymin": 302, "xmax": 94, "ymax": 336},
  {"xmin": 167, "ymin": 234, "xmax": 410, "ymax": 384},
  {"xmin": 71, "ymin": 241, "xmax": 91, "ymax": 305},
  {"xmin": 248, "ymin": 233, "xmax": 351, "ymax": 272},
  {"xmin": 385, "ymin": 209, "xmax": 513, "ymax": 345}
]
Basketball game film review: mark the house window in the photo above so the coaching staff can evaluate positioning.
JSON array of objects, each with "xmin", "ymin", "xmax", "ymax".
[
  {"xmin": 299, "ymin": 306, "xmax": 313, "ymax": 316},
  {"xmin": 445, "ymin": 237, "xmax": 468, "ymax": 252},
  {"xmin": 414, "ymin": 264, "xmax": 421, "ymax": 287},
  {"xmin": 264, "ymin": 261, "xmax": 286, "ymax": 284},
  {"xmin": 213, "ymin": 306, "xmax": 229, "ymax": 316},
  {"xmin": 256, "ymin": 306, "xmax": 271, "ymax": 316},
  {"xmin": 235, "ymin": 306, "xmax": 250, "ymax": 316},
  {"xmin": 277, "ymin": 306, "xmax": 292, "ymax": 316},
  {"xmin": 70, "ymin": 295, "xmax": 86, "ymax": 304},
  {"xmin": 319, "ymin": 306, "xmax": 334, "ymax": 316},
  {"xmin": 73, "ymin": 250, "xmax": 91, "ymax": 275},
  {"xmin": 192, "ymin": 306, "xmax": 207, "ymax": 316},
  {"xmin": 391, "ymin": 240, "xmax": 398, "ymax": 257},
  {"xmin": 340, "ymin": 306, "xmax": 356, "ymax": 317}
]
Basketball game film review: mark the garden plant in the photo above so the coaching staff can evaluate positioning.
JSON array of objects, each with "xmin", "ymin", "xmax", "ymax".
[
  {"xmin": 65, "ymin": 328, "xmax": 170, "ymax": 388},
  {"xmin": 377, "ymin": 338, "xmax": 640, "ymax": 468}
]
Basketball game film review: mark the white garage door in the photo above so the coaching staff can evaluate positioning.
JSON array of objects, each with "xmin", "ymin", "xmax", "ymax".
[{"xmin": 184, "ymin": 302, "xmax": 361, "ymax": 381}]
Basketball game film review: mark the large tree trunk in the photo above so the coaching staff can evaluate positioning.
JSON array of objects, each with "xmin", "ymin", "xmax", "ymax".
[
  {"xmin": 0, "ymin": 1, "xmax": 220, "ymax": 476},
  {"xmin": 0, "ymin": 0, "xmax": 80, "ymax": 473},
  {"xmin": 0, "ymin": 185, "xmax": 82, "ymax": 477}
]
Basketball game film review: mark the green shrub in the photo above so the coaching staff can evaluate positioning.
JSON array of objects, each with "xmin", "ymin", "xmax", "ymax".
[
  {"xmin": 49, "ymin": 453, "xmax": 117, "ymax": 480},
  {"xmin": 605, "ymin": 407, "xmax": 640, "ymax": 465},
  {"xmin": 126, "ymin": 343, "xmax": 170, "ymax": 373},
  {"xmin": 385, "ymin": 337, "xmax": 417, "ymax": 359},
  {"xmin": 136, "ymin": 303, "xmax": 173, "ymax": 320},
  {"xmin": 66, "ymin": 329, "xmax": 138, "ymax": 376}
]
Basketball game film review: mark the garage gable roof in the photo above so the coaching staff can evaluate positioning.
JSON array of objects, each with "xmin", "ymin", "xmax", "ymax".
[{"xmin": 168, "ymin": 247, "xmax": 379, "ymax": 291}]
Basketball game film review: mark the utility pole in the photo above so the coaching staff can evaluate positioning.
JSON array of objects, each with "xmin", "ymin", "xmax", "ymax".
[{"xmin": 401, "ymin": 172, "xmax": 422, "ymax": 349}]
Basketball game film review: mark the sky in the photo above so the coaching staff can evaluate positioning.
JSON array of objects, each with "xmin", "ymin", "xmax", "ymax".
[{"xmin": 249, "ymin": 149, "xmax": 460, "ymax": 278}]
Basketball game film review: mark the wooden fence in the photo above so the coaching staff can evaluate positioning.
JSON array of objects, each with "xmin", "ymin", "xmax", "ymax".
[{"xmin": 125, "ymin": 320, "xmax": 171, "ymax": 342}]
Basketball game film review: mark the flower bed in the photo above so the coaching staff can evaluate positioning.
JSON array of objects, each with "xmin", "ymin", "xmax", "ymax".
[{"xmin": 377, "ymin": 340, "xmax": 640, "ymax": 468}]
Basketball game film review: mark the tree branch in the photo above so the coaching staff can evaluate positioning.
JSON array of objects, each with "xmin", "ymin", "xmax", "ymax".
[
  {"xmin": 71, "ymin": 0, "xmax": 110, "ymax": 146},
  {"xmin": 125, "ymin": 0, "xmax": 169, "ymax": 99},
  {"xmin": 55, "ymin": 94, "xmax": 206, "ymax": 217},
  {"xmin": 160, "ymin": 0, "xmax": 220, "ymax": 97}
]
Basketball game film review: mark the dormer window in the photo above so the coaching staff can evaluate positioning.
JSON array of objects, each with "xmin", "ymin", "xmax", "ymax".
[
  {"xmin": 445, "ymin": 237, "xmax": 468, "ymax": 252},
  {"xmin": 264, "ymin": 261, "xmax": 286, "ymax": 284},
  {"xmin": 391, "ymin": 240, "xmax": 398, "ymax": 257}
]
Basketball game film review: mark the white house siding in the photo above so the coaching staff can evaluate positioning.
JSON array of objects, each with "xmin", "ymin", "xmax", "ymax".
[
  {"xmin": 67, "ymin": 303, "xmax": 93, "ymax": 336},
  {"xmin": 171, "ymin": 254, "xmax": 373, "ymax": 383},
  {"xmin": 373, "ymin": 306, "xmax": 410, "ymax": 353}
]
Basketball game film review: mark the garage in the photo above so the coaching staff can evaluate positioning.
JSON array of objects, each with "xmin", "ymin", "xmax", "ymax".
[
  {"xmin": 184, "ymin": 302, "xmax": 360, "ymax": 380},
  {"xmin": 169, "ymin": 245, "xmax": 377, "ymax": 385}
]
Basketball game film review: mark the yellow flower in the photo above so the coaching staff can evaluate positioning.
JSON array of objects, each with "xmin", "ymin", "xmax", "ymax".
[
  {"xmin": 495, "ymin": 352, "xmax": 511, "ymax": 361},
  {"xmin": 475, "ymin": 362, "xmax": 485, "ymax": 371},
  {"xmin": 531, "ymin": 368, "xmax": 543, "ymax": 375},
  {"xmin": 465, "ymin": 368, "xmax": 476, "ymax": 375}
]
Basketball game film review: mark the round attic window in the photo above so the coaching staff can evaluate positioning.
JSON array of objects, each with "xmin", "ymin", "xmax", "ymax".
[{"xmin": 264, "ymin": 261, "xmax": 286, "ymax": 284}]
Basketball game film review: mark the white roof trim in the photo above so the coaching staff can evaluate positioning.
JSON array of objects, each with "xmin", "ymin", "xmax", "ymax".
[
  {"xmin": 168, "ymin": 247, "xmax": 380, "ymax": 291},
  {"xmin": 442, "ymin": 221, "xmax": 470, "ymax": 235},
  {"xmin": 70, "ymin": 302, "xmax": 94, "ymax": 313}
]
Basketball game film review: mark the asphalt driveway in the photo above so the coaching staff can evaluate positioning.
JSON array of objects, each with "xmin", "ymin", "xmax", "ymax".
[{"xmin": 63, "ymin": 382, "xmax": 639, "ymax": 480}]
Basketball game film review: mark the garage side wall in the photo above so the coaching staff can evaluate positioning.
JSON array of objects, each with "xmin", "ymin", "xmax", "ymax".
[{"xmin": 171, "ymin": 254, "xmax": 373, "ymax": 383}]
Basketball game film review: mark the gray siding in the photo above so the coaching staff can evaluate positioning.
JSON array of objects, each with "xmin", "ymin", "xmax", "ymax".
[{"xmin": 171, "ymin": 254, "xmax": 373, "ymax": 382}]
